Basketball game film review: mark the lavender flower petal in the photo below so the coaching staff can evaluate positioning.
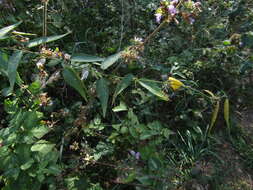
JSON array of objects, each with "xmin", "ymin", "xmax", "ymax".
[
  {"xmin": 155, "ymin": 13, "xmax": 162, "ymax": 23},
  {"xmin": 189, "ymin": 17, "xmax": 195, "ymax": 25},
  {"xmin": 135, "ymin": 152, "xmax": 141, "ymax": 160},
  {"xmin": 168, "ymin": 5, "xmax": 177, "ymax": 16}
]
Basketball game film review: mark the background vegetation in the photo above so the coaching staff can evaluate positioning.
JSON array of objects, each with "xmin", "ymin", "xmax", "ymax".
[{"xmin": 0, "ymin": 0, "xmax": 253, "ymax": 189}]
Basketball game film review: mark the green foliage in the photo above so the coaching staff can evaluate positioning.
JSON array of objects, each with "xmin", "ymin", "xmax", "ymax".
[
  {"xmin": 96, "ymin": 78, "xmax": 109, "ymax": 118},
  {"xmin": 0, "ymin": 96, "xmax": 60, "ymax": 189},
  {"xmin": 0, "ymin": 21, "xmax": 22, "ymax": 39},
  {"xmin": 26, "ymin": 32, "xmax": 71, "ymax": 48},
  {"xmin": 62, "ymin": 66, "xmax": 88, "ymax": 101},
  {"xmin": 0, "ymin": 0, "xmax": 252, "ymax": 189}
]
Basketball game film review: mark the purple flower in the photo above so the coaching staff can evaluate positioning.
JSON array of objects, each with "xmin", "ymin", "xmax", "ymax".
[
  {"xmin": 194, "ymin": 2, "xmax": 201, "ymax": 7},
  {"xmin": 155, "ymin": 13, "xmax": 162, "ymax": 23},
  {"xmin": 168, "ymin": 5, "xmax": 177, "ymax": 16},
  {"xmin": 129, "ymin": 150, "xmax": 141, "ymax": 160},
  {"xmin": 189, "ymin": 17, "xmax": 195, "ymax": 25}
]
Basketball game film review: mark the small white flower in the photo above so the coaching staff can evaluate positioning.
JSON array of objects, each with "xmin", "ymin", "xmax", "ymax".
[
  {"xmin": 64, "ymin": 53, "xmax": 71, "ymax": 60},
  {"xmin": 133, "ymin": 36, "xmax": 143, "ymax": 43},
  {"xmin": 36, "ymin": 58, "xmax": 46, "ymax": 69},
  {"xmin": 81, "ymin": 69, "xmax": 89, "ymax": 80}
]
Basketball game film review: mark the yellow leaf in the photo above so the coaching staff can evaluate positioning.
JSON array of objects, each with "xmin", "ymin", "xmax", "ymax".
[
  {"xmin": 168, "ymin": 77, "xmax": 184, "ymax": 91},
  {"xmin": 209, "ymin": 100, "xmax": 220, "ymax": 133},
  {"xmin": 224, "ymin": 98, "xmax": 230, "ymax": 129}
]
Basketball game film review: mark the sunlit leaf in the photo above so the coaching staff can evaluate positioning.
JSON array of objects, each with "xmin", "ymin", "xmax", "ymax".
[
  {"xmin": 224, "ymin": 98, "xmax": 230, "ymax": 129},
  {"xmin": 26, "ymin": 32, "xmax": 71, "ymax": 48},
  {"xmin": 112, "ymin": 101, "xmax": 128, "ymax": 112},
  {"xmin": 209, "ymin": 100, "xmax": 220, "ymax": 133},
  {"xmin": 12, "ymin": 31, "xmax": 37, "ymax": 36},
  {"xmin": 30, "ymin": 125, "xmax": 50, "ymax": 139},
  {"xmin": 0, "ymin": 21, "xmax": 22, "ymax": 39},
  {"xmin": 204, "ymin": 90, "xmax": 216, "ymax": 98},
  {"xmin": 101, "ymin": 51, "xmax": 122, "ymax": 70},
  {"xmin": 62, "ymin": 66, "xmax": 87, "ymax": 101},
  {"xmin": 112, "ymin": 74, "xmax": 133, "ymax": 104},
  {"xmin": 20, "ymin": 159, "xmax": 34, "ymax": 170},
  {"xmin": 138, "ymin": 79, "xmax": 169, "ymax": 101},
  {"xmin": 71, "ymin": 53, "xmax": 105, "ymax": 63},
  {"xmin": 96, "ymin": 78, "xmax": 109, "ymax": 117},
  {"xmin": 31, "ymin": 140, "xmax": 55, "ymax": 155}
]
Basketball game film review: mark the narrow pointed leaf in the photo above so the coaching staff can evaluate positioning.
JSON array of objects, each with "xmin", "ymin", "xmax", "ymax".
[
  {"xmin": 204, "ymin": 90, "xmax": 216, "ymax": 98},
  {"xmin": 209, "ymin": 101, "xmax": 220, "ymax": 133},
  {"xmin": 26, "ymin": 32, "xmax": 71, "ymax": 48},
  {"xmin": 224, "ymin": 99, "xmax": 230, "ymax": 129},
  {"xmin": 138, "ymin": 79, "xmax": 169, "ymax": 101},
  {"xmin": 71, "ymin": 53, "xmax": 105, "ymax": 63},
  {"xmin": 101, "ymin": 51, "xmax": 122, "ymax": 70},
  {"xmin": 112, "ymin": 74, "xmax": 134, "ymax": 104},
  {"xmin": 0, "ymin": 51, "xmax": 8, "ymax": 75},
  {"xmin": 0, "ymin": 21, "xmax": 22, "ymax": 39},
  {"xmin": 96, "ymin": 78, "xmax": 109, "ymax": 117},
  {"xmin": 12, "ymin": 31, "xmax": 37, "ymax": 36},
  {"xmin": 7, "ymin": 50, "xmax": 23, "ymax": 94},
  {"xmin": 62, "ymin": 66, "xmax": 87, "ymax": 101}
]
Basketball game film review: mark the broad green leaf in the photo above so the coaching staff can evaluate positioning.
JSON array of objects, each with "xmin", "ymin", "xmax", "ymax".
[
  {"xmin": 62, "ymin": 66, "xmax": 87, "ymax": 101},
  {"xmin": 96, "ymin": 78, "xmax": 109, "ymax": 117},
  {"xmin": 112, "ymin": 74, "xmax": 133, "ymax": 104},
  {"xmin": 123, "ymin": 172, "xmax": 137, "ymax": 183},
  {"xmin": 26, "ymin": 32, "xmax": 71, "ymax": 48},
  {"xmin": 120, "ymin": 126, "xmax": 128, "ymax": 134},
  {"xmin": 209, "ymin": 100, "xmax": 220, "ymax": 133},
  {"xmin": 31, "ymin": 140, "xmax": 55, "ymax": 155},
  {"xmin": 23, "ymin": 111, "xmax": 39, "ymax": 129},
  {"xmin": 0, "ymin": 21, "xmax": 22, "ymax": 39},
  {"xmin": 136, "ymin": 176, "xmax": 153, "ymax": 185},
  {"xmin": 20, "ymin": 159, "xmax": 34, "ymax": 170},
  {"xmin": 4, "ymin": 167, "xmax": 20, "ymax": 180},
  {"xmin": 140, "ymin": 131, "xmax": 159, "ymax": 140},
  {"xmin": 112, "ymin": 101, "xmax": 128, "ymax": 112},
  {"xmin": 101, "ymin": 51, "xmax": 122, "ymax": 70},
  {"xmin": 138, "ymin": 79, "xmax": 169, "ymax": 101},
  {"xmin": 71, "ymin": 53, "xmax": 105, "ymax": 63},
  {"xmin": 148, "ymin": 157, "xmax": 161, "ymax": 170},
  {"xmin": 28, "ymin": 81, "xmax": 41, "ymax": 94},
  {"xmin": 30, "ymin": 125, "xmax": 50, "ymax": 139},
  {"xmin": 224, "ymin": 99, "xmax": 230, "ymax": 129},
  {"xmin": 6, "ymin": 50, "xmax": 23, "ymax": 95}
]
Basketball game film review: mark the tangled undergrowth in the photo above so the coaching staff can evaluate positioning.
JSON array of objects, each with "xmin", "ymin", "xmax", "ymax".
[{"xmin": 0, "ymin": 0, "xmax": 253, "ymax": 189}]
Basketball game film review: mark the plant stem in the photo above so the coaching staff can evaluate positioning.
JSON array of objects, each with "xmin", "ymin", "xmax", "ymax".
[{"xmin": 141, "ymin": 19, "xmax": 170, "ymax": 47}]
